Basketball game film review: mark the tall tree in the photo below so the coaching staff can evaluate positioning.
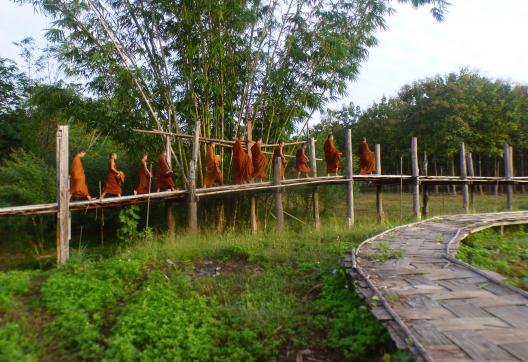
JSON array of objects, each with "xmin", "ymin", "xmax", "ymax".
[{"xmin": 17, "ymin": 0, "xmax": 448, "ymax": 178}]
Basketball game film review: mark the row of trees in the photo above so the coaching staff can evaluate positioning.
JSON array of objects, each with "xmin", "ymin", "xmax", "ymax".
[{"xmin": 320, "ymin": 70, "xmax": 528, "ymax": 177}]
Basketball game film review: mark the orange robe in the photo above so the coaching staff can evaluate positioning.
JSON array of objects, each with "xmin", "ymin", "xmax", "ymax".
[
  {"xmin": 324, "ymin": 139, "xmax": 342, "ymax": 174},
  {"xmin": 232, "ymin": 140, "xmax": 253, "ymax": 184},
  {"xmin": 156, "ymin": 156, "xmax": 175, "ymax": 191},
  {"xmin": 359, "ymin": 142, "xmax": 376, "ymax": 175},
  {"xmin": 70, "ymin": 155, "xmax": 90, "ymax": 198},
  {"xmin": 272, "ymin": 146, "xmax": 287, "ymax": 178},
  {"xmin": 135, "ymin": 161, "xmax": 150, "ymax": 194},
  {"xmin": 296, "ymin": 148, "xmax": 310, "ymax": 174},
  {"xmin": 251, "ymin": 143, "xmax": 268, "ymax": 178},
  {"xmin": 103, "ymin": 160, "xmax": 122, "ymax": 195},
  {"xmin": 204, "ymin": 145, "xmax": 223, "ymax": 187}
]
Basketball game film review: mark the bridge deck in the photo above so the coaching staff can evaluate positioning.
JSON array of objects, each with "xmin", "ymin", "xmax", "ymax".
[
  {"xmin": 2, "ymin": 174, "xmax": 528, "ymax": 217},
  {"xmin": 348, "ymin": 212, "xmax": 528, "ymax": 362}
]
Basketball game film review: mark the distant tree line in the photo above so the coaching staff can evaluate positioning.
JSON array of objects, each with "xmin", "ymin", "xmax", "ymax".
[{"xmin": 318, "ymin": 70, "xmax": 528, "ymax": 178}]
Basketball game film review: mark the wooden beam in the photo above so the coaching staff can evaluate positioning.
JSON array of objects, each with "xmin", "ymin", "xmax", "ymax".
[
  {"xmin": 411, "ymin": 137, "xmax": 421, "ymax": 220},
  {"xmin": 309, "ymin": 137, "xmax": 320, "ymax": 230},
  {"xmin": 375, "ymin": 144, "xmax": 384, "ymax": 223},
  {"xmin": 56, "ymin": 125, "xmax": 70, "ymax": 266},
  {"xmin": 273, "ymin": 158, "xmax": 284, "ymax": 229},
  {"xmin": 504, "ymin": 144, "xmax": 513, "ymax": 210},
  {"xmin": 460, "ymin": 142, "xmax": 468, "ymax": 212},
  {"xmin": 345, "ymin": 129, "xmax": 354, "ymax": 227},
  {"xmin": 247, "ymin": 121, "xmax": 257, "ymax": 234}
]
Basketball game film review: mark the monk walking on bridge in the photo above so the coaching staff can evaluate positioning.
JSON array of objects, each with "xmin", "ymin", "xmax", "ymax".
[
  {"xmin": 296, "ymin": 142, "xmax": 310, "ymax": 178},
  {"xmin": 134, "ymin": 154, "xmax": 151, "ymax": 195},
  {"xmin": 232, "ymin": 134, "xmax": 253, "ymax": 184},
  {"xmin": 204, "ymin": 142, "xmax": 223, "ymax": 187},
  {"xmin": 100, "ymin": 152, "xmax": 124, "ymax": 199},
  {"xmin": 251, "ymin": 138, "xmax": 268, "ymax": 182},
  {"xmin": 69, "ymin": 149, "xmax": 93, "ymax": 201},
  {"xmin": 272, "ymin": 140, "xmax": 287, "ymax": 180},
  {"xmin": 359, "ymin": 137, "xmax": 376, "ymax": 175},
  {"xmin": 156, "ymin": 149, "xmax": 176, "ymax": 192},
  {"xmin": 324, "ymin": 134, "xmax": 342, "ymax": 176}
]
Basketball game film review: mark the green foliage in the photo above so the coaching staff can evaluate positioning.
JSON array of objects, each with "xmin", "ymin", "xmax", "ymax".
[
  {"xmin": 314, "ymin": 269, "xmax": 391, "ymax": 359},
  {"xmin": 0, "ymin": 322, "xmax": 39, "ymax": 362},
  {"xmin": 0, "ymin": 149, "xmax": 55, "ymax": 205},
  {"xmin": 41, "ymin": 257, "xmax": 144, "ymax": 358},
  {"xmin": 0, "ymin": 271, "xmax": 33, "ymax": 311},
  {"xmin": 457, "ymin": 227, "xmax": 528, "ymax": 290},
  {"xmin": 116, "ymin": 206, "xmax": 141, "ymax": 242},
  {"xmin": 324, "ymin": 70, "xmax": 528, "ymax": 175},
  {"xmin": 366, "ymin": 242, "xmax": 403, "ymax": 262},
  {"xmin": 104, "ymin": 271, "xmax": 218, "ymax": 361}
]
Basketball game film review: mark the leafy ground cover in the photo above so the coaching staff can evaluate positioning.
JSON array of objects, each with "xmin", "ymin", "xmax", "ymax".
[
  {"xmin": 457, "ymin": 225, "xmax": 528, "ymax": 290},
  {"xmin": 0, "ymin": 224, "xmax": 414, "ymax": 361}
]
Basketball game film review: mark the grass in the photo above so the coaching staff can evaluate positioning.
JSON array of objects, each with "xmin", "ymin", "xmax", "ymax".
[
  {"xmin": 0, "ymin": 224, "xmax": 416, "ymax": 361},
  {"xmin": 1, "ymin": 189, "xmax": 526, "ymax": 360},
  {"xmin": 457, "ymin": 225, "xmax": 528, "ymax": 290}
]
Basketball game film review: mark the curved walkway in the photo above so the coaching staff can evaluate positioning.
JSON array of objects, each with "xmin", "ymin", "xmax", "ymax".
[{"xmin": 347, "ymin": 212, "xmax": 528, "ymax": 362}]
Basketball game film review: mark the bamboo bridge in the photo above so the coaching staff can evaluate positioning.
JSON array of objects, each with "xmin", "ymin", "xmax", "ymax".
[{"xmin": 0, "ymin": 125, "xmax": 526, "ymax": 266}]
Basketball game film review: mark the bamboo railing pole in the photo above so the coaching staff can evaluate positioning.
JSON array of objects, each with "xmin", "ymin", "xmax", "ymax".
[
  {"xmin": 309, "ymin": 137, "xmax": 320, "ymax": 230},
  {"xmin": 146, "ymin": 163, "xmax": 153, "ymax": 229},
  {"xmin": 345, "ymin": 129, "xmax": 354, "ymax": 227},
  {"xmin": 375, "ymin": 144, "xmax": 384, "ymax": 223},
  {"xmin": 187, "ymin": 122, "xmax": 200, "ymax": 231},
  {"xmin": 504, "ymin": 144, "xmax": 513, "ymax": 210},
  {"xmin": 460, "ymin": 143, "xmax": 468, "ymax": 212},
  {"xmin": 466, "ymin": 152, "xmax": 475, "ymax": 211},
  {"xmin": 56, "ymin": 125, "xmax": 70, "ymax": 265},
  {"xmin": 273, "ymin": 158, "xmax": 284, "ymax": 230},
  {"xmin": 411, "ymin": 137, "xmax": 421, "ymax": 220},
  {"xmin": 422, "ymin": 151, "xmax": 429, "ymax": 218}
]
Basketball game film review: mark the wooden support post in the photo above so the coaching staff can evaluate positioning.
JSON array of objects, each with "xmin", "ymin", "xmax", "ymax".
[
  {"xmin": 345, "ymin": 129, "xmax": 354, "ymax": 227},
  {"xmin": 250, "ymin": 196, "xmax": 257, "ymax": 234},
  {"xmin": 56, "ymin": 125, "xmax": 70, "ymax": 265},
  {"xmin": 460, "ymin": 143, "xmax": 468, "ymax": 212},
  {"xmin": 166, "ymin": 201, "xmax": 175, "ymax": 238},
  {"xmin": 411, "ymin": 137, "xmax": 421, "ymax": 220},
  {"xmin": 273, "ymin": 158, "xmax": 284, "ymax": 229},
  {"xmin": 504, "ymin": 144, "xmax": 513, "ymax": 210},
  {"xmin": 375, "ymin": 144, "xmax": 384, "ymax": 223},
  {"xmin": 422, "ymin": 151, "xmax": 429, "ymax": 218},
  {"xmin": 467, "ymin": 152, "xmax": 475, "ymax": 211},
  {"xmin": 187, "ymin": 122, "xmax": 200, "ymax": 231},
  {"xmin": 247, "ymin": 121, "xmax": 257, "ymax": 233},
  {"xmin": 309, "ymin": 137, "xmax": 320, "ymax": 229}
]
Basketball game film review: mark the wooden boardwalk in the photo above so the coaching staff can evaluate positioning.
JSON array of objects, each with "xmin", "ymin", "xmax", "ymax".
[{"xmin": 347, "ymin": 212, "xmax": 528, "ymax": 362}]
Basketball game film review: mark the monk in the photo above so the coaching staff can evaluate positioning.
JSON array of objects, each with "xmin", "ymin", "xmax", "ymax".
[
  {"xmin": 204, "ymin": 142, "xmax": 223, "ymax": 187},
  {"xmin": 296, "ymin": 142, "xmax": 311, "ymax": 178},
  {"xmin": 324, "ymin": 134, "xmax": 342, "ymax": 176},
  {"xmin": 251, "ymin": 138, "xmax": 268, "ymax": 182},
  {"xmin": 232, "ymin": 134, "xmax": 253, "ymax": 184},
  {"xmin": 156, "ymin": 149, "xmax": 176, "ymax": 192},
  {"xmin": 134, "ymin": 154, "xmax": 152, "ymax": 195},
  {"xmin": 100, "ymin": 152, "xmax": 124, "ymax": 199},
  {"xmin": 359, "ymin": 137, "xmax": 376, "ymax": 175},
  {"xmin": 69, "ymin": 150, "xmax": 92, "ymax": 201},
  {"xmin": 272, "ymin": 140, "xmax": 287, "ymax": 180}
]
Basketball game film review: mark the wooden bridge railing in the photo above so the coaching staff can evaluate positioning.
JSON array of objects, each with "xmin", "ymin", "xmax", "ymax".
[{"xmin": 1, "ymin": 125, "xmax": 527, "ymax": 265}]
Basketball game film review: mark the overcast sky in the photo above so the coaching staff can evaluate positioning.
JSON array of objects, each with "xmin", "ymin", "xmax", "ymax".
[{"xmin": 1, "ymin": 0, "xmax": 527, "ymax": 110}]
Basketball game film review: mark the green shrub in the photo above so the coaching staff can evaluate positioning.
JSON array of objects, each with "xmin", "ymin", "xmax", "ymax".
[
  {"xmin": 314, "ymin": 268, "xmax": 390, "ymax": 359},
  {"xmin": 104, "ymin": 271, "xmax": 217, "ymax": 361},
  {"xmin": 41, "ymin": 257, "xmax": 144, "ymax": 358},
  {"xmin": 0, "ymin": 321, "xmax": 39, "ymax": 362},
  {"xmin": 0, "ymin": 271, "xmax": 33, "ymax": 311}
]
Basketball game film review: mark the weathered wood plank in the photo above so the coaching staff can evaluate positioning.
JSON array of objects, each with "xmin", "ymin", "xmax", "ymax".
[{"xmin": 444, "ymin": 330, "xmax": 517, "ymax": 361}]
